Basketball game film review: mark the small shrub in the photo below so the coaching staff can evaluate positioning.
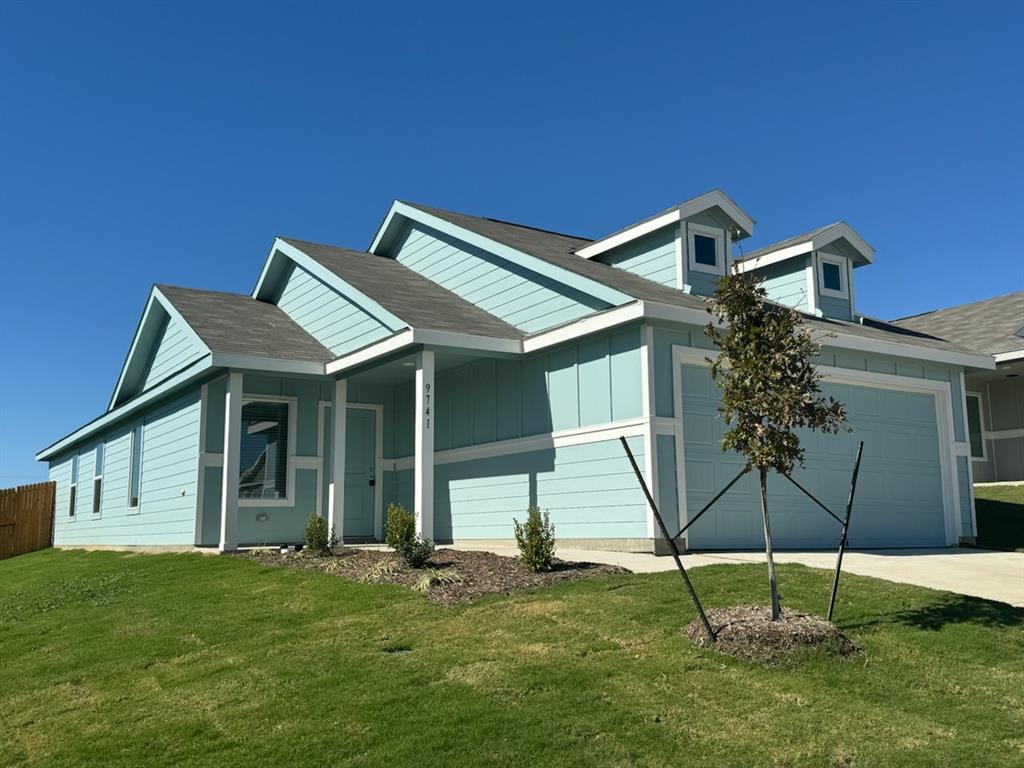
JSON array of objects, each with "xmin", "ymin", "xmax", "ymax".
[
  {"xmin": 412, "ymin": 568, "xmax": 462, "ymax": 593},
  {"xmin": 361, "ymin": 557, "xmax": 399, "ymax": 583},
  {"xmin": 304, "ymin": 513, "xmax": 338, "ymax": 556},
  {"xmin": 400, "ymin": 535, "xmax": 435, "ymax": 569},
  {"xmin": 513, "ymin": 506, "xmax": 556, "ymax": 572},
  {"xmin": 385, "ymin": 503, "xmax": 415, "ymax": 551}
]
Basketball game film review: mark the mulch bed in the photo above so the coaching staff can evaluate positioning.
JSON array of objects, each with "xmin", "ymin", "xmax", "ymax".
[
  {"xmin": 684, "ymin": 605, "xmax": 861, "ymax": 665},
  {"xmin": 239, "ymin": 547, "xmax": 629, "ymax": 605}
]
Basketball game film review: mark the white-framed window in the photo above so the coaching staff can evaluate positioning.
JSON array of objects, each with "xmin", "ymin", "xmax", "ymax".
[
  {"xmin": 239, "ymin": 396, "xmax": 297, "ymax": 506},
  {"xmin": 128, "ymin": 424, "xmax": 143, "ymax": 511},
  {"xmin": 965, "ymin": 391, "xmax": 987, "ymax": 461},
  {"xmin": 817, "ymin": 253, "xmax": 849, "ymax": 299},
  {"xmin": 92, "ymin": 441, "xmax": 105, "ymax": 515},
  {"xmin": 687, "ymin": 223, "xmax": 726, "ymax": 276},
  {"xmin": 68, "ymin": 454, "xmax": 79, "ymax": 518}
]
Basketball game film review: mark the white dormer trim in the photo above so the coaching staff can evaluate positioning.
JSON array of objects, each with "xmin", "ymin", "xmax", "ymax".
[
  {"xmin": 733, "ymin": 221, "xmax": 874, "ymax": 274},
  {"xmin": 576, "ymin": 189, "xmax": 755, "ymax": 260},
  {"xmin": 686, "ymin": 222, "xmax": 727, "ymax": 276},
  {"xmin": 816, "ymin": 252, "xmax": 850, "ymax": 299}
]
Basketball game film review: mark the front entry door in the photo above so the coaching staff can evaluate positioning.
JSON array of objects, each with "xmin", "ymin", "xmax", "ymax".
[{"xmin": 322, "ymin": 406, "xmax": 377, "ymax": 539}]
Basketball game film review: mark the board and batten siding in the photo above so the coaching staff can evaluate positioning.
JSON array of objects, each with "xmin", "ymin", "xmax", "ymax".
[
  {"xmin": 598, "ymin": 228, "xmax": 677, "ymax": 287},
  {"xmin": 385, "ymin": 328, "xmax": 643, "ymax": 458},
  {"xmin": 49, "ymin": 389, "xmax": 202, "ymax": 546},
  {"xmin": 389, "ymin": 222, "xmax": 610, "ymax": 333},
  {"xmin": 274, "ymin": 261, "xmax": 395, "ymax": 356}
]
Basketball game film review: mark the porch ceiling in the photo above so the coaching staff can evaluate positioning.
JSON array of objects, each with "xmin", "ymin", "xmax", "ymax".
[{"xmin": 346, "ymin": 349, "xmax": 487, "ymax": 386}]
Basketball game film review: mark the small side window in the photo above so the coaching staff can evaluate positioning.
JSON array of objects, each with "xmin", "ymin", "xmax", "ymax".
[
  {"xmin": 687, "ymin": 225, "xmax": 725, "ymax": 276},
  {"xmin": 128, "ymin": 425, "xmax": 143, "ymax": 509},
  {"xmin": 69, "ymin": 454, "xmax": 79, "ymax": 518},
  {"xmin": 966, "ymin": 393, "xmax": 986, "ymax": 461},
  {"xmin": 817, "ymin": 254, "xmax": 849, "ymax": 298},
  {"xmin": 93, "ymin": 442, "xmax": 104, "ymax": 515}
]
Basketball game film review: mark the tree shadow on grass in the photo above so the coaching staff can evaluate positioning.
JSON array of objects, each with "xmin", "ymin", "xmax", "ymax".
[{"xmin": 845, "ymin": 592, "xmax": 1024, "ymax": 632}]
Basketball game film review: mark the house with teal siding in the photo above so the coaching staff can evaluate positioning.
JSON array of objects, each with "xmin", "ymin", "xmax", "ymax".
[{"xmin": 37, "ymin": 190, "xmax": 996, "ymax": 552}]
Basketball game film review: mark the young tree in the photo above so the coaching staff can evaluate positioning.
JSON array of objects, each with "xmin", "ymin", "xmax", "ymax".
[{"xmin": 705, "ymin": 273, "xmax": 847, "ymax": 620}]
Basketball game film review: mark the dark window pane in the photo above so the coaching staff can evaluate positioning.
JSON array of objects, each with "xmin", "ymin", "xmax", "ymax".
[
  {"xmin": 129, "ymin": 425, "xmax": 142, "ymax": 508},
  {"xmin": 69, "ymin": 485, "xmax": 76, "ymax": 517},
  {"xmin": 822, "ymin": 262, "xmax": 843, "ymax": 292},
  {"xmin": 93, "ymin": 477, "xmax": 102, "ymax": 514},
  {"xmin": 693, "ymin": 234, "xmax": 717, "ymax": 266},
  {"xmin": 966, "ymin": 396, "xmax": 984, "ymax": 459},
  {"xmin": 239, "ymin": 401, "xmax": 289, "ymax": 499}
]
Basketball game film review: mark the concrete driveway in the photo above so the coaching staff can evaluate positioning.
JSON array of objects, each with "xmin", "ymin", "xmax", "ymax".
[{"xmin": 450, "ymin": 544, "xmax": 1024, "ymax": 607}]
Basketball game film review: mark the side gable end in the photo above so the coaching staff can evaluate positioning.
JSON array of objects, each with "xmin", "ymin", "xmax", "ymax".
[
  {"xmin": 369, "ymin": 201, "xmax": 629, "ymax": 333},
  {"xmin": 109, "ymin": 288, "xmax": 210, "ymax": 409},
  {"xmin": 253, "ymin": 238, "xmax": 407, "ymax": 355}
]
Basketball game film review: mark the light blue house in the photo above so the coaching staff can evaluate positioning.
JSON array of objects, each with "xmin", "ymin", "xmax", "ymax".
[{"xmin": 37, "ymin": 191, "xmax": 995, "ymax": 552}]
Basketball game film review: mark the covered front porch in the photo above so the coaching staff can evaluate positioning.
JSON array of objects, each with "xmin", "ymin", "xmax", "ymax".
[{"xmin": 205, "ymin": 346, "xmax": 496, "ymax": 551}]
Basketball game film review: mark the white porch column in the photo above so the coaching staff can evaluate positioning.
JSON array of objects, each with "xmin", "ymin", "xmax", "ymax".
[
  {"xmin": 329, "ymin": 378, "xmax": 347, "ymax": 541},
  {"xmin": 219, "ymin": 371, "xmax": 242, "ymax": 552},
  {"xmin": 414, "ymin": 350, "xmax": 435, "ymax": 539}
]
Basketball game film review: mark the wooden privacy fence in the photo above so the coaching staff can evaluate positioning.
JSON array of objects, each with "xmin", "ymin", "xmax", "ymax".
[{"xmin": 0, "ymin": 481, "xmax": 56, "ymax": 560}]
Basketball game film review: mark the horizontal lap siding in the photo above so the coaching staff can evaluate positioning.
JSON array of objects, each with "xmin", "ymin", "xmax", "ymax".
[
  {"xmin": 756, "ymin": 259, "xmax": 810, "ymax": 312},
  {"xmin": 433, "ymin": 436, "xmax": 647, "ymax": 540},
  {"xmin": 599, "ymin": 229, "xmax": 677, "ymax": 288},
  {"xmin": 141, "ymin": 315, "xmax": 203, "ymax": 391},
  {"xmin": 50, "ymin": 389, "xmax": 201, "ymax": 546},
  {"xmin": 392, "ymin": 223, "xmax": 609, "ymax": 333},
  {"xmin": 275, "ymin": 262, "xmax": 393, "ymax": 355}
]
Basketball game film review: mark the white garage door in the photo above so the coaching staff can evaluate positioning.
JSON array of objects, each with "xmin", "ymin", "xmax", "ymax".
[{"xmin": 680, "ymin": 364, "xmax": 948, "ymax": 549}]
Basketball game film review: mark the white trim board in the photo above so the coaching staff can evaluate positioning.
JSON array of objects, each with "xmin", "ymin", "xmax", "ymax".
[
  {"xmin": 670, "ymin": 344, "xmax": 963, "ymax": 547},
  {"xmin": 389, "ymin": 417, "xmax": 649, "ymax": 472}
]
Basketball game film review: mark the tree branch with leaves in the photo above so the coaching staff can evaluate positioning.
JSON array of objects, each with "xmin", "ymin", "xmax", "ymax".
[{"xmin": 705, "ymin": 273, "xmax": 847, "ymax": 620}]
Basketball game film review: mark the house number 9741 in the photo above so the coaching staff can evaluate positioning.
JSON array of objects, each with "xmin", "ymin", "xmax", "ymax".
[{"xmin": 423, "ymin": 382, "xmax": 431, "ymax": 429}]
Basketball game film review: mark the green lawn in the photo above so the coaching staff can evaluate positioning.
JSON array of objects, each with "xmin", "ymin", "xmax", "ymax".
[
  {"xmin": 1, "ymin": 550, "xmax": 1022, "ymax": 768},
  {"xmin": 974, "ymin": 484, "xmax": 1024, "ymax": 551}
]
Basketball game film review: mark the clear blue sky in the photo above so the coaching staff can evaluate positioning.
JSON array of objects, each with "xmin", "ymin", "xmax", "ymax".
[{"xmin": 1, "ymin": 1, "xmax": 1021, "ymax": 484}]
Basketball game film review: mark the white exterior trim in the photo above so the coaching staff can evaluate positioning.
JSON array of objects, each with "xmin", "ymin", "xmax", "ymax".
[
  {"xmin": 219, "ymin": 371, "xmax": 242, "ymax": 552},
  {"xmin": 670, "ymin": 344, "xmax": 962, "ymax": 547},
  {"xmin": 984, "ymin": 427, "xmax": 1024, "ymax": 441},
  {"xmin": 414, "ymin": 350, "xmax": 435, "ymax": 539},
  {"xmin": 522, "ymin": 302, "xmax": 644, "ymax": 353},
  {"xmin": 733, "ymin": 222, "xmax": 875, "ymax": 274},
  {"xmin": 575, "ymin": 190, "xmax": 756, "ymax": 260},
  {"xmin": 816, "ymin": 252, "xmax": 849, "ymax": 299},
  {"xmin": 686, "ymin": 222, "xmax": 727, "ymax": 277},
  {"xmin": 209, "ymin": 353, "xmax": 326, "ymax": 377},
  {"xmin": 640, "ymin": 324, "xmax": 658, "ymax": 538},
  {"xmin": 326, "ymin": 328, "xmax": 521, "ymax": 376},
  {"xmin": 329, "ymin": 381, "xmax": 347, "ymax": 540},
  {"xmin": 390, "ymin": 417, "xmax": 648, "ymax": 471},
  {"xmin": 994, "ymin": 350, "xmax": 1024, "ymax": 363}
]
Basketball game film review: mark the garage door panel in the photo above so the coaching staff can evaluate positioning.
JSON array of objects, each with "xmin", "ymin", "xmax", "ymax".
[{"xmin": 681, "ymin": 363, "xmax": 947, "ymax": 549}]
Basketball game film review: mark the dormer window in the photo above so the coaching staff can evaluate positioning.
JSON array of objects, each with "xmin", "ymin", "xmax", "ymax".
[
  {"xmin": 687, "ymin": 224, "xmax": 725, "ymax": 275},
  {"xmin": 817, "ymin": 254, "xmax": 848, "ymax": 299}
]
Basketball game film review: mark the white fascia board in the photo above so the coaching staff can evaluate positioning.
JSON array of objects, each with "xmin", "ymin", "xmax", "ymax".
[
  {"xmin": 38, "ymin": 355, "xmax": 214, "ymax": 461},
  {"xmin": 822, "ymin": 223, "xmax": 875, "ymax": 264},
  {"xmin": 578, "ymin": 190, "xmax": 756, "ymax": 261},
  {"xmin": 522, "ymin": 302, "xmax": 645, "ymax": 353},
  {"xmin": 575, "ymin": 211, "xmax": 680, "ymax": 259},
  {"xmin": 373, "ymin": 202, "xmax": 632, "ymax": 307},
  {"xmin": 819, "ymin": 330, "xmax": 996, "ymax": 370},
  {"xmin": 368, "ymin": 200, "xmax": 404, "ymax": 254},
  {"xmin": 326, "ymin": 328, "xmax": 523, "ymax": 376},
  {"xmin": 994, "ymin": 350, "xmax": 1024, "ymax": 363},
  {"xmin": 107, "ymin": 287, "xmax": 212, "ymax": 411},
  {"xmin": 732, "ymin": 242, "xmax": 814, "ymax": 273},
  {"xmin": 209, "ymin": 354, "xmax": 326, "ymax": 376},
  {"xmin": 268, "ymin": 238, "xmax": 408, "ymax": 332}
]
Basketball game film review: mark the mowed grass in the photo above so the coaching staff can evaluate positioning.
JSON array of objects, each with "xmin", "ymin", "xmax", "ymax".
[
  {"xmin": 974, "ymin": 484, "xmax": 1024, "ymax": 551},
  {"xmin": 1, "ymin": 550, "xmax": 1022, "ymax": 768}
]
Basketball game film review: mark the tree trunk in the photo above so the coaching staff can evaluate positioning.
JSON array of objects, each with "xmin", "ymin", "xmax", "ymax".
[{"xmin": 759, "ymin": 468, "xmax": 782, "ymax": 620}]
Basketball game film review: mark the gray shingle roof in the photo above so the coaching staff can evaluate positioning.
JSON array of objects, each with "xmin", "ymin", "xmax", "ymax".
[
  {"xmin": 737, "ymin": 223, "xmax": 842, "ymax": 262},
  {"xmin": 281, "ymin": 237, "xmax": 524, "ymax": 340},
  {"xmin": 402, "ymin": 203, "xmax": 988, "ymax": 358},
  {"xmin": 156, "ymin": 284, "xmax": 335, "ymax": 363},
  {"xmin": 892, "ymin": 292, "xmax": 1024, "ymax": 357}
]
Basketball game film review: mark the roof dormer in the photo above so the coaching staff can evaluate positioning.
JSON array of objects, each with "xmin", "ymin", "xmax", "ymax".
[
  {"xmin": 732, "ymin": 221, "xmax": 874, "ymax": 321},
  {"xmin": 575, "ymin": 189, "xmax": 756, "ymax": 296}
]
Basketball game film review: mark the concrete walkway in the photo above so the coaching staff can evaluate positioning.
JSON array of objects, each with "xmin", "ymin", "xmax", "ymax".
[{"xmin": 446, "ymin": 544, "xmax": 1024, "ymax": 607}]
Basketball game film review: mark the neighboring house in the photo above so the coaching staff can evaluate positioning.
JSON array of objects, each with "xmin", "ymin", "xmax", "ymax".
[
  {"xmin": 36, "ymin": 191, "xmax": 995, "ymax": 553},
  {"xmin": 893, "ymin": 292, "xmax": 1024, "ymax": 483}
]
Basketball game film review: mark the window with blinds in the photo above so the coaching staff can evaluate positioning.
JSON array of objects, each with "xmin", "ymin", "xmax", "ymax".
[{"xmin": 239, "ymin": 401, "xmax": 290, "ymax": 500}]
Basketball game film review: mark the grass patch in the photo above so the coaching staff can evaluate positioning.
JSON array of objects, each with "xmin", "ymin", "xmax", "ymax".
[
  {"xmin": 1, "ymin": 549, "xmax": 1022, "ymax": 767},
  {"xmin": 974, "ymin": 484, "xmax": 1024, "ymax": 551}
]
